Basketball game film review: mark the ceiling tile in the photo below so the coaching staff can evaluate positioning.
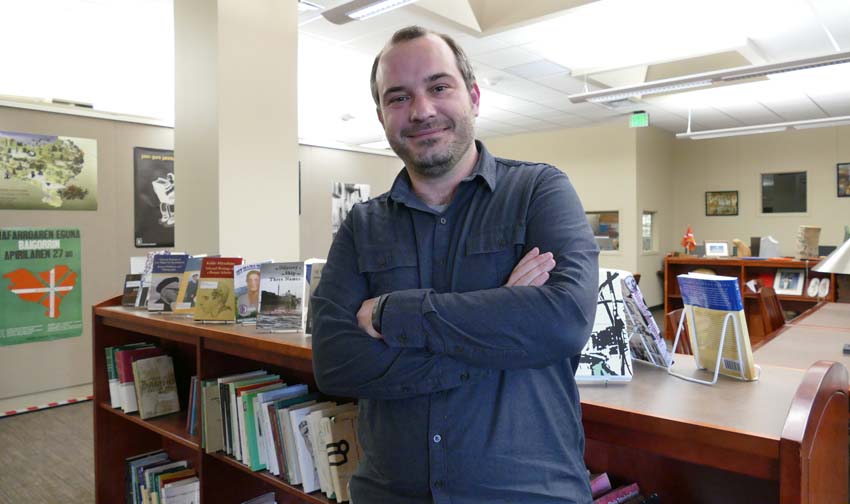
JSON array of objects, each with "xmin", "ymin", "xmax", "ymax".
[
  {"xmin": 451, "ymin": 33, "xmax": 512, "ymax": 56},
  {"xmin": 711, "ymin": 102, "xmax": 784, "ymax": 126},
  {"xmin": 472, "ymin": 47, "xmax": 540, "ymax": 70},
  {"xmin": 686, "ymin": 107, "xmax": 745, "ymax": 131},
  {"xmin": 504, "ymin": 59, "xmax": 570, "ymax": 80},
  {"xmin": 534, "ymin": 74, "xmax": 597, "ymax": 95},
  {"xmin": 808, "ymin": 91, "xmax": 850, "ymax": 117},
  {"xmin": 757, "ymin": 96, "xmax": 828, "ymax": 121}
]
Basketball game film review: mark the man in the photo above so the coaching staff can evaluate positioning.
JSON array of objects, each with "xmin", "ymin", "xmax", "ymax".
[
  {"xmin": 155, "ymin": 276, "xmax": 180, "ymax": 311},
  {"xmin": 311, "ymin": 25, "xmax": 599, "ymax": 503}
]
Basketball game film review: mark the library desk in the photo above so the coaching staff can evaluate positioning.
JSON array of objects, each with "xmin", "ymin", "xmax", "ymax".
[
  {"xmin": 94, "ymin": 298, "xmax": 847, "ymax": 504},
  {"xmin": 791, "ymin": 302, "xmax": 850, "ymax": 331},
  {"xmin": 755, "ymin": 302, "xmax": 850, "ymax": 370},
  {"xmin": 579, "ymin": 357, "xmax": 847, "ymax": 503}
]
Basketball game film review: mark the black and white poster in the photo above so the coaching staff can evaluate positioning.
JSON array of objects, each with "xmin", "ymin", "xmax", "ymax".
[
  {"xmin": 331, "ymin": 182, "xmax": 370, "ymax": 237},
  {"xmin": 134, "ymin": 147, "xmax": 174, "ymax": 248},
  {"xmin": 576, "ymin": 268, "xmax": 633, "ymax": 382}
]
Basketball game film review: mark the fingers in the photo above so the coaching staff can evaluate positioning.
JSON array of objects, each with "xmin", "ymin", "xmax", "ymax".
[
  {"xmin": 505, "ymin": 248, "xmax": 556, "ymax": 287},
  {"xmin": 356, "ymin": 297, "xmax": 383, "ymax": 339}
]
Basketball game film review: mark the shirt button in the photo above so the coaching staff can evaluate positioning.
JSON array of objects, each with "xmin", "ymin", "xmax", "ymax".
[
  {"xmin": 433, "ymin": 434, "xmax": 442, "ymax": 443},
  {"xmin": 439, "ymin": 217, "xmax": 447, "ymax": 225}
]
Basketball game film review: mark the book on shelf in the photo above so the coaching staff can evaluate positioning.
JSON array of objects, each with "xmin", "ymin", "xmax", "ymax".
[
  {"xmin": 266, "ymin": 393, "xmax": 319, "ymax": 478},
  {"xmin": 115, "ymin": 345, "xmax": 164, "ymax": 413},
  {"xmin": 307, "ymin": 403, "xmax": 357, "ymax": 497},
  {"xmin": 234, "ymin": 262, "xmax": 266, "ymax": 323},
  {"xmin": 230, "ymin": 376, "xmax": 282, "ymax": 461},
  {"xmin": 303, "ymin": 259, "xmax": 326, "ymax": 334},
  {"xmin": 141, "ymin": 459, "xmax": 189, "ymax": 504},
  {"xmin": 576, "ymin": 269, "xmax": 634, "ymax": 382},
  {"xmin": 621, "ymin": 274, "xmax": 672, "ymax": 368},
  {"xmin": 132, "ymin": 354, "xmax": 180, "ymax": 420},
  {"xmin": 194, "ymin": 257, "xmax": 243, "ymax": 322},
  {"xmin": 590, "ymin": 472, "xmax": 612, "ymax": 499},
  {"xmin": 152, "ymin": 467, "xmax": 196, "ymax": 504},
  {"xmin": 148, "ymin": 254, "xmax": 189, "ymax": 312},
  {"xmin": 126, "ymin": 450, "xmax": 168, "ymax": 504},
  {"xmin": 159, "ymin": 474, "xmax": 199, "ymax": 504},
  {"xmin": 593, "ymin": 482, "xmax": 640, "ymax": 504},
  {"xmin": 257, "ymin": 262, "xmax": 307, "ymax": 332},
  {"xmin": 121, "ymin": 274, "xmax": 143, "ymax": 306},
  {"xmin": 215, "ymin": 371, "xmax": 269, "ymax": 456},
  {"xmin": 323, "ymin": 407, "xmax": 362, "ymax": 503},
  {"xmin": 173, "ymin": 255, "xmax": 204, "ymax": 315},
  {"xmin": 677, "ymin": 272, "xmax": 758, "ymax": 380},
  {"xmin": 252, "ymin": 384, "xmax": 309, "ymax": 472},
  {"xmin": 239, "ymin": 382, "xmax": 290, "ymax": 470},
  {"xmin": 282, "ymin": 401, "xmax": 333, "ymax": 484},
  {"xmin": 105, "ymin": 342, "xmax": 149, "ymax": 408},
  {"xmin": 288, "ymin": 401, "xmax": 336, "ymax": 490}
]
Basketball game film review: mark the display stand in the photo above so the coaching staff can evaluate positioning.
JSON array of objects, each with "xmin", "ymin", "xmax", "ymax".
[
  {"xmin": 621, "ymin": 307, "xmax": 671, "ymax": 370},
  {"xmin": 667, "ymin": 308, "xmax": 758, "ymax": 385}
]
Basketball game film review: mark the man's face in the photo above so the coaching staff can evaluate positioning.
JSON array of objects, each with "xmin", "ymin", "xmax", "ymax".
[
  {"xmin": 375, "ymin": 34, "xmax": 479, "ymax": 178},
  {"xmin": 160, "ymin": 283, "xmax": 179, "ymax": 304},
  {"xmin": 247, "ymin": 273, "xmax": 260, "ymax": 292}
]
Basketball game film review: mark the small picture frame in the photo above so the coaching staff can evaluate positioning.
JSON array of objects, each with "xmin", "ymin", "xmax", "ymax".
[
  {"xmin": 705, "ymin": 190, "xmax": 739, "ymax": 216},
  {"xmin": 838, "ymin": 163, "xmax": 850, "ymax": 197},
  {"xmin": 704, "ymin": 240, "xmax": 730, "ymax": 257},
  {"xmin": 774, "ymin": 269, "xmax": 805, "ymax": 296}
]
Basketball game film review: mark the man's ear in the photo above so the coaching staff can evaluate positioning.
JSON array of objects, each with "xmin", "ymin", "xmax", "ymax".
[
  {"xmin": 470, "ymin": 82, "xmax": 480, "ymax": 117},
  {"xmin": 376, "ymin": 106, "xmax": 385, "ymax": 126}
]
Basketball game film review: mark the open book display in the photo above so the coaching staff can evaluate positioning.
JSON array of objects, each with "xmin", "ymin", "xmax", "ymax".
[
  {"xmin": 622, "ymin": 274, "xmax": 673, "ymax": 369},
  {"xmin": 671, "ymin": 273, "xmax": 759, "ymax": 385},
  {"xmin": 576, "ymin": 269, "xmax": 634, "ymax": 383}
]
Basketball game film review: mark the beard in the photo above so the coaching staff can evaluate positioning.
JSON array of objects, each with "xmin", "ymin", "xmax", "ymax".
[{"xmin": 387, "ymin": 113, "xmax": 476, "ymax": 179}]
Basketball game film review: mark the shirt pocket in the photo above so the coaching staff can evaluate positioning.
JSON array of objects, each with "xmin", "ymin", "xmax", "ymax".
[
  {"xmin": 460, "ymin": 224, "xmax": 526, "ymax": 291},
  {"xmin": 358, "ymin": 246, "xmax": 419, "ymax": 296}
]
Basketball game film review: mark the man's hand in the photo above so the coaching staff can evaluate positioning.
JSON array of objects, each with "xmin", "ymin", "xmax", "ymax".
[
  {"xmin": 357, "ymin": 296, "xmax": 383, "ymax": 339},
  {"xmin": 505, "ymin": 247, "xmax": 555, "ymax": 287}
]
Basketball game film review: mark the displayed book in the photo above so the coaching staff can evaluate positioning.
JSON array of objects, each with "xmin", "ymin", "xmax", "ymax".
[
  {"xmin": 576, "ymin": 269, "xmax": 634, "ymax": 382},
  {"xmin": 593, "ymin": 482, "xmax": 640, "ymax": 504},
  {"xmin": 122, "ymin": 274, "xmax": 143, "ymax": 306},
  {"xmin": 234, "ymin": 262, "xmax": 265, "ymax": 323},
  {"xmin": 677, "ymin": 273, "xmax": 758, "ymax": 380},
  {"xmin": 115, "ymin": 345, "xmax": 164, "ymax": 413},
  {"xmin": 621, "ymin": 274, "xmax": 673, "ymax": 368},
  {"xmin": 304, "ymin": 260, "xmax": 326, "ymax": 335},
  {"xmin": 132, "ymin": 354, "xmax": 180, "ymax": 420},
  {"xmin": 135, "ymin": 250, "xmax": 171, "ymax": 309},
  {"xmin": 173, "ymin": 255, "xmax": 205, "ymax": 315},
  {"xmin": 257, "ymin": 262, "xmax": 306, "ymax": 332},
  {"xmin": 308, "ymin": 403, "xmax": 357, "ymax": 498},
  {"xmin": 194, "ymin": 257, "xmax": 243, "ymax": 322},
  {"xmin": 323, "ymin": 407, "xmax": 362, "ymax": 503},
  {"xmin": 130, "ymin": 256, "xmax": 147, "ymax": 275},
  {"xmin": 148, "ymin": 254, "xmax": 189, "ymax": 312}
]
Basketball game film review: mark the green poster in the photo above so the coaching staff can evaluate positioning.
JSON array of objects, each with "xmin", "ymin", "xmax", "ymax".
[{"xmin": 0, "ymin": 227, "xmax": 83, "ymax": 346}]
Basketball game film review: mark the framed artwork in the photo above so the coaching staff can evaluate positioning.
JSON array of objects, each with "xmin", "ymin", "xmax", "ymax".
[
  {"xmin": 705, "ymin": 190, "xmax": 738, "ymax": 216},
  {"xmin": 838, "ymin": 163, "xmax": 850, "ymax": 197},
  {"xmin": 704, "ymin": 240, "xmax": 730, "ymax": 257},
  {"xmin": 774, "ymin": 268, "xmax": 805, "ymax": 296}
]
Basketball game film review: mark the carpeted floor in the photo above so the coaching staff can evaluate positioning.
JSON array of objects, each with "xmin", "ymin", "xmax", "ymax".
[{"xmin": 0, "ymin": 402, "xmax": 94, "ymax": 503}]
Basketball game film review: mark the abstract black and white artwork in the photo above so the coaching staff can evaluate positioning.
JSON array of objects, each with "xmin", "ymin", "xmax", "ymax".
[{"xmin": 576, "ymin": 268, "xmax": 633, "ymax": 382}]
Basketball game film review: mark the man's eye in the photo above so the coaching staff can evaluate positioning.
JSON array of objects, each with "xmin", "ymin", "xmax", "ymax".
[
  {"xmin": 433, "ymin": 85, "xmax": 448, "ymax": 93},
  {"xmin": 388, "ymin": 96, "xmax": 408, "ymax": 104}
]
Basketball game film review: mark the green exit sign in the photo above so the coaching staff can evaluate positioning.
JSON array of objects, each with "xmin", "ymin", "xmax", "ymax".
[{"xmin": 630, "ymin": 111, "xmax": 649, "ymax": 128}]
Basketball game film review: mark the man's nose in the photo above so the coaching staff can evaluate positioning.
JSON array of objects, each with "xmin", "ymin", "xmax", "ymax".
[{"xmin": 409, "ymin": 94, "xmax": 436, "ymax": 122}]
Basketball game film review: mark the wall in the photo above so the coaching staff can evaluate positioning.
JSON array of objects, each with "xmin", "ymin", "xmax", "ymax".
[
  {"xmin": 635, "ymin": 127, "xmax": 675, "ymax": 307},
  {"xmin": 486, "ymin": 122, "xmax": 639, "ymax": 275},
  {"xmin": 670, "ymin": 126, "xmax": 850, "ymax": 256},
  {"xmin": 0, "ymin": 105, "xmax": 173, "ymax": 399},
  {"xmin": 299, "ymin": 145, "xmax": 401, "ymax": 260}
]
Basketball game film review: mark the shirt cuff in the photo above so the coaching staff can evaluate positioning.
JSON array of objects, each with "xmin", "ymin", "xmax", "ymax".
[{"xmin": 381, "ymin": 289, "xmax": 430, "ymax": 349}]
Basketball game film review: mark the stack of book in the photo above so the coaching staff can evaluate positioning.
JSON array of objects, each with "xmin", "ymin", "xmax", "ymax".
[
  {"xmin": 590, "ymin": 472, "xmax": 659, "ymax": 504},
  {"xmin": 200, "ymin": 370, "xmax": 361, "ymax": 502},
  {"xmin": 125, "ymin": 450, "xmax": 198, "ymax": 504},
  {"xmin": 104, "ymin": 343, "xmax": 179, "ymax": 420}
]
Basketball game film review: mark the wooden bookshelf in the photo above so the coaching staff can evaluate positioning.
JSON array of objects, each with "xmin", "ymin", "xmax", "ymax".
[
  {"xmin": 93, "ymin": 296, "xmax": 331, "ymax": 504},
  {"xmin": 663, "ymin": 256, "xmax": 839, "ymax": 345}
]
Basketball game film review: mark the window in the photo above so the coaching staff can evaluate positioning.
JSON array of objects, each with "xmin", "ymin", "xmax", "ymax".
[
  {"xmin": 586, "ymin": 211, "xmax": 619, "ymax": 251},
  {"xmin": 642, "ymin": 211, "xmax": 656, "ymax": 252},
  {"xmin": 762, "ymin": 172, "xmax": 806, "ymax": 213}
]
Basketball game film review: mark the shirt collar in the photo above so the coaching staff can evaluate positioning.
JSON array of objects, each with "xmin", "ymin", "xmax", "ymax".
[{"xmin": 389, "ymin": 140, "xmax": 497, "ymax": 206}]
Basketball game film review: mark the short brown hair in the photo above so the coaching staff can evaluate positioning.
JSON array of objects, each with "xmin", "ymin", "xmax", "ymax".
[{"xmin": 370, "ymin": 25, "xmax": 476, "ymax": 106}]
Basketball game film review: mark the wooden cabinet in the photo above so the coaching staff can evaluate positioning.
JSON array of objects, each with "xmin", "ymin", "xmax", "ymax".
[
  {"xmin": 92, "ymin": 296, "xmax": 330, "ymax": 504},
  {"xmin": 664, "ymin": 257, "xmax": 838, "ymax": 345}
]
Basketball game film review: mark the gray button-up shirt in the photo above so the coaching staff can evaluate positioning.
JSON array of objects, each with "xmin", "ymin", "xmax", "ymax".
[{"xmin": 312, "ymin": 141, "xmax": 599, "ymax": 503}]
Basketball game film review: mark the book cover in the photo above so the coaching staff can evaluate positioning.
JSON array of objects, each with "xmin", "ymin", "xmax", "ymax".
[
  {"xmin": 307, "ymin": 403, "xmax": 357, "ymax": 497},
  {"xmin": 106, "ymin": 342, "xmax": 149, "ymax": 408},
  {"xmin": 257, "ymin": 262, "xmax": 305, "ymax": 332},
  {"xmin": 135, "ymin": 250, "xmax": 170, "ymax": 308},
  {"xmin": 325, "ymin": 408, "xmax": 362, "ymax": 503},
  {"xmin": 576, "ymin": 269, "xmax": 633, "ymax": 382},
  {"xmin": 253, "ymin": 384, "xmax": 309, "ymax": 472},
  {"xmin": 240, "ymin": 382, "xmax": 288, "ymax": 470},
  {"xmin": 125, "ymin": 450, "xmax": 167, "ymax": 504},
  {"xmin": 229, "ymin": 376, "xmax": 281, "ymax": 461},
  {"xmin": 173, "ymin": 256, "xmax": 204, "ymax": 314},
  {"xmin": 115, "ymin": 345, "xmax": 162, "ymax": 413},
  {"xmin": 202, "ymin": 380, "xmax": 223, "ymax": 454},
  {"xmin": 593, "ymin": 482, "xmax": 640, "ymax": 504},
  {"xmin": 132, "ymin": 355, "xmax": 179, "ymax": 420},
  {"xmin": 621, "ymin": 274, "xmax": 673, "ymax": 368},
  {"xmin": 304, "ymin": 260, "xmax": 326, "ymax": 335},
  {"xmin": 234, "ymin": 263, "xmax": 264, "ymax": 323},
  {"xmin": 677, "ymin": 273, "xmax": 758, "ymax": 380},
  {"xmin": 194, "ymin": 257, "xmax": 243, "ymax": 322},
  {"xmin": 122, "ymin": 274, "xmax": 143, "ymax": 306},
  {"xmin": 214, "ymin": 371, "xmax": 268, "ymax": 455},
  {"xmin": 590, "ymin": 472, "xmax": 613, "ymax": 499},
  {"xmin": 266, "ymin": 394, "xmax": 318, "ymax": 477},
  {"xmin": 281, "ymin": 401, "xmax": 331, "ymax": 484},
  {"xmin": 148, "ymin": 254, "xmax": 189, "ymax": 312}
]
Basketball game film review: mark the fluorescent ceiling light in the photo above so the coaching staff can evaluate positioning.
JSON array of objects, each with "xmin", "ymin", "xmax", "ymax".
[
  {"xmin": 570, "ymin": 50, "xmax": 850, "ymax": 104},
  {"xmin": 298, "ymin": 0, "xmax": 323, "ymax": 13},
  {"xmin": 676, "ymin": 115, "xmax": 850, "ymax": 140},
  {"xmin": 321, "ymin": 0, "xmax": 419, "ymax": 24}
]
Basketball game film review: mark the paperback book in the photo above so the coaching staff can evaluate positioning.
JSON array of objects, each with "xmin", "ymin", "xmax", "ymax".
[
  {"xmin": 235, "ymin": 263, "xmax": 265, "ymax": 323},
  {"xmin": 121, "ymin": 274, "xmax": 142, "ymax": 306},
  {"xmin": 304, "ymin": 259, "xmax": 326, "ymax": 335},
  {"xmin": 576, "ymin": 269, "xmax": 633, "ymax": 382},
  {"xmin": 132, "ymin": 354, "xmax": 180, "ymax": 420},
  {"xmin": 194, "ymin": 257, "xmax": 243, "ymax": 322},
  {"xmin": 134, "ymin": 250, "xmax": 171, "ymax": 308},
  {"xmin": 148, "ymin": 254, "xmax": 189, "ymax": 312},
  {"xmin": 621, "ymin": 274, "xmax": 672, "ymax": 368},
  {"xmin": 257, "ymin": 262, "xmax": 305, "ymax": 332},
  {"xmin": 173, "ymin": 255, "xmax": 204, "ymax": 315}
]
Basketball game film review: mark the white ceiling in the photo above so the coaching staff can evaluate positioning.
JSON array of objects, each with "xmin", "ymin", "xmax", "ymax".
[{"xmin": 298, "ymin": 0, "xmax": 850, "ymax": 147}]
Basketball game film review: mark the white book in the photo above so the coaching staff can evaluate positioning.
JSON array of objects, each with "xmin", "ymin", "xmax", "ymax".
[
  {"xmin": 142, "ymin": 460, "xmax": 187, "ymax": 504},
  {"xmin": 120, "ymin": 382, "xmax": 139, "ymax": 413},
  {"xmin": 287, "ymin": 402, "xmax": 335, "ymax": 489},
  {"xmin": 108, "ymin": 378, "xmax": 121, "ymax": 408},
  {"xmin": 307, "ymin": 404, "xmax": 357, "ymax": 497},
  {"xmin": 162, "ymin": 477, "xmax": 199, "ymax": 504},
  {"xmin": 277, "ymin": 400, "xmax": 316, "ymax": 480}
]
